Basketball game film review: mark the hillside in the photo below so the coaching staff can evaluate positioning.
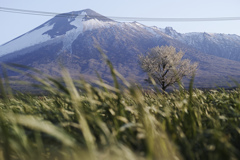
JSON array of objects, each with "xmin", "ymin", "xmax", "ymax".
[{"xmin": 0, "ymin": 9, "xmax": 240, "ymax": 88}]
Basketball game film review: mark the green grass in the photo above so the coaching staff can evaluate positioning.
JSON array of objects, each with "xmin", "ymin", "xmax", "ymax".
[{"xmin": 0, "ymin": 62, "xmax": 240, "ymax": 160}]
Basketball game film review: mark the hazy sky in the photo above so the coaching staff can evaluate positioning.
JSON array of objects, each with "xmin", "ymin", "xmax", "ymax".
[{"xmin": 1, "ymin": 0, "xmax": 240, "ymax": 45}]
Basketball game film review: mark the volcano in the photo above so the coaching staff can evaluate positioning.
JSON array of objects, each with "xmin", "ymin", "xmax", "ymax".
[{"xmin": 1, "ymin": 9, "xmax": 240, "ymax": 88}]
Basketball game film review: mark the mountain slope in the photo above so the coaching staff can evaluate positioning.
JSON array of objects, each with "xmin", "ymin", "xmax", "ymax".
[
  {"xmin": 0, "ymin": 9, "xmax": 240, "ymax": 88},
  {"xmin": 163, "ymin": 27, "xmax": 240, "ymax": 61}
]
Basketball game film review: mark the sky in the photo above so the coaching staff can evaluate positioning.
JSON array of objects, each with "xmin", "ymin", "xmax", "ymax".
[{"xmin": 1, "ymin": 0, "xmax": 240, "ymax": 45}]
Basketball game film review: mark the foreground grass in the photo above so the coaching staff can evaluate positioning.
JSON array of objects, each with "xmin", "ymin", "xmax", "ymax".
[{"xmin": 0, "ymin": 66, "xmax": 240, "ymax": 160}]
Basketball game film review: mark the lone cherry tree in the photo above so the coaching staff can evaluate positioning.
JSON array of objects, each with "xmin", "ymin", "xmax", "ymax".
[{"xmin": 138, "ymin": 46, "xmax": 198, "ymax": 91}]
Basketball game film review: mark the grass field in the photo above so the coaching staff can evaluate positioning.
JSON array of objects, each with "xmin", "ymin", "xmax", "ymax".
[{"xmin": 0, "ymin": 63, "xmax": 240, "ymax": 160}]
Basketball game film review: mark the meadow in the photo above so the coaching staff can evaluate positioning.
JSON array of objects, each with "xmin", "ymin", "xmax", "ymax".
[{"xmin": 0, "ymin": 62, "xmax": 240, "ymax": 160}]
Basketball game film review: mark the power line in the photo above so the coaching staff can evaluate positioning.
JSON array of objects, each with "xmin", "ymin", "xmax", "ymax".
[
  {"xmin": 0, "ymin": 7, "xmax": 76, "ymax": 17},
  {"xmin": 1, "ymin": 7, "xmax": 240, "ymax": 22}
]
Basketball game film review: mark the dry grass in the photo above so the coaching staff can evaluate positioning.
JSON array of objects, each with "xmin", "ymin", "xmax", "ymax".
[{"xmin": 0, "ymin": 58, "xmax": 240, "ymax": 160}]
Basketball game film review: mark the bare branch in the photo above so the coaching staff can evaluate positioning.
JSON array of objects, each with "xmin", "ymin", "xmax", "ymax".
[{"xmin": 138, "ymin": 46, "xmax": 198, "ymax": 91}]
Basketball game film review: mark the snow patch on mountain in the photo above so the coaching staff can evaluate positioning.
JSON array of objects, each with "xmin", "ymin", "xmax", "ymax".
[
  {"xmin": 61, "ymin": 12, "xmax": 116, "ymax": 53},
  {"xmin": 145, "ymin": 27, "xmax": 159, "ymax": 36},
  {"xmin": 61, "ymin": 13, "xmax": 86, "ymax": 53},
  {"xmin": 0, "ymin": 23, "xmax": 54, "ymax": 57},
  {"xmin": 163, "ymin": 30, "xmax": 240, "ymax": 61},
  {"xmin": 127, "ymin": 22, "xmax": 161, "ymax": 37},
  {"xmin": 83, "ymin": 19, "xmax": 112, "ymax": 31},
  {"xmin": 70, "ymin": 12, "xmax": 87, "ymax": 27}
]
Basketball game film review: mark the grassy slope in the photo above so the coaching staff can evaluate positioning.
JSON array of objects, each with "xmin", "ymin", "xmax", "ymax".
[{"xmin": 1, "ymin": 62, "xmax": 240, "ymax": 160}]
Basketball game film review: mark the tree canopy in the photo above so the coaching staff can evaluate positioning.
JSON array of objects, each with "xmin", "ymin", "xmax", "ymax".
[{"xmin": 138, "ymin": 46, "xmax": 198, "ymax": 91}]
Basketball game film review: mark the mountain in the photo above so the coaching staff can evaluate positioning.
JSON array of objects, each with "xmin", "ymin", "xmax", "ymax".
[
  {"xmin": 1, "ymin": 9, "xmax": 240, "ymax": 88},
  {"xmin": 163, "ymin": 27, "xmax": 240, "ymax": 61}
]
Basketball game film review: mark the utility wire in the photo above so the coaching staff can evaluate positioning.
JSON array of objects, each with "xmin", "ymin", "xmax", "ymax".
[{"xmin": 1, "ymin": 7, "xmax": 240, "ymax": 22}]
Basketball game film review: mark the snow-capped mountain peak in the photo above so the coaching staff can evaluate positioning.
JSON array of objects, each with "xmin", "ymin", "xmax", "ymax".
[
  {"xmin": 1, "ymin": 9, "xmax": 240, "ymax": 88},
  {"xmin": 1, "ymin": 8, "xmax": 240, "ymax": 64},
  {"xmin": 0, "ymin": 9, "xmax": 116, "ymax": 56}
]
